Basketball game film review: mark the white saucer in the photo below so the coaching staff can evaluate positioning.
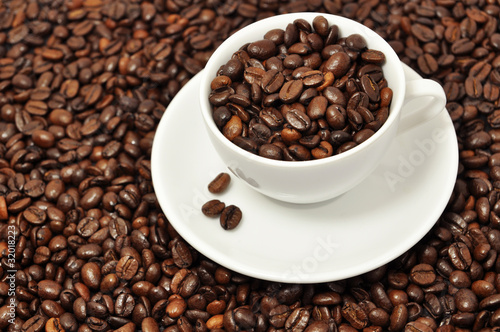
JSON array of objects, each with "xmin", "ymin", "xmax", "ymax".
[{"xmin": 151, "ymin": 64, "xmax": 458, "ymax": 283}]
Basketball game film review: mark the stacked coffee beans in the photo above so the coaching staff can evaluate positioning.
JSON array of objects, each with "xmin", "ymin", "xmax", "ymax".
[
  {"xmin": 2, "ymin": 0, "xmax": 500, "ymax": 332},
  {"xmin": 209, "ymin": 16, "xmax": 393, "ymax": 161}
]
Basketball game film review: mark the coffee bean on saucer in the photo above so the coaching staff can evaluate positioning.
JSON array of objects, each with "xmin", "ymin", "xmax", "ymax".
[
  {"xmin": 208, "ymin": 172, "xmax": 231, "ymax": 193},
  {"xmin": 202, "ymin": 199, "xmax": 226, "ymax": 217},
  {"xmin": 220, "ymin": 205, "xmax": 242, "ymax": 230}
]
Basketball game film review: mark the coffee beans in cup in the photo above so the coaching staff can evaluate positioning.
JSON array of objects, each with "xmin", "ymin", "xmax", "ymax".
[{"xmin": 208, "ymin": 15, "xmax": 393, "ymax": 161}]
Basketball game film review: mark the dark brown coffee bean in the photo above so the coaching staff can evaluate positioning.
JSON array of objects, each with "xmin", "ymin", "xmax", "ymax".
[
  {"xmin": 411, "ymin": 24, "xmax": 435, "ymax": 42},
  {"xmin": 279, "ymin": 80, "xmax": 303, "ymax": 103},
  {"xmin": 38, "ymin": 280, "xmax": 63, "ymax": 300},
  {"xmin": 307, "ymin": 96, "xmax": 328, "ymax": 120},
  {"xmin": 410, "ymin": 264, "xmax": 436, "ymax": 286},
  {"xmin": 247, "ymin": 39, "xmax": 277, "ymax": 60},
  {"xmin": 285, "ymin": 308, "xmax": 310, "ymax": 331},
  {"xmin": 81, "ymin": 262, "xmax": 101, "ymax": 290},
  {"xmin": 23, "ymin": 206, "xmax": 46, "ymax": 224},
  {"xmin": 302, "ymin": 70, "xmax": 324, "ymax": 87},
  {"xmin": 451, "ymin": 38, "xmax": 475, "ymax": 55},
  {"xmin": 220, "ymin": 205, "xmax": 242, "ymax": 230},
  {"xmin": 233, "ymin": 136, "xmax": 259, "ymax": 154},
  {"xmin": 261, "ymin": 69, "xmax": 285, "ymax": 94},
  {"xmin": 341, "ymin": 302, "xmax": 368, "ymax": 329},
  {"xmin": 142, "ymin": 317, "xmax": 160, "ymax": 332},
  {"xmin": 22, "ymin": 315, "xmax": 46, "ymax": 332},
  {"xmin": 361, "ymin": 49, "xmax": 385, "ymax": 64},
  {"xmin": 260, "ymin": 107, "xmax": 284, "ymax": 129},
  {"xmin": 448, "ymin": 242, "xmax": 472, "ymax": 270},
  {"xmin": 171, "ymin": 238, "xmax": 193, "ymax": 268},
  {"xmin": 259, "ymin": 144, "xmax": 284, "ymax": 160},
  {"xmin": 25, "ymin": 100, "xmax": 48, "ymax": 116},
  {"xmin": 286, "ymin": 109, "xmax": 311, "ymax": 131},
  {"xmin": 116, "ymin": 256, "xmax": 139, "ymax": 281},
  {"xmin": 360, "ymin": 74, "xmax": 380, "ymax": 102},
  {"xmin": 324, "ymin": 52, "xmax": 351, "ymax": 77},
  {"xmin": 213, "ymin": 106, "xmax": 232, "ymax": 128},
  {"xmin": 202, "ymin": 200, "xmax": 226, "ymax": 217},
  {"xmin": 208, "ymin": 173, "xmax": 231, "ymax": 194},
  {"xmin": 455, "ymin": 288, "xmax": 479, "ymax": 313},
  {"xmin": 465, "ymin": 76, "xmax": 483, "ymax": 98}
]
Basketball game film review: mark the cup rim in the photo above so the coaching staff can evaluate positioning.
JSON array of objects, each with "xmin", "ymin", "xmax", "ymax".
[{"xmin": 200, "ymin": 12, "xmax": 406, "ymax": 169}]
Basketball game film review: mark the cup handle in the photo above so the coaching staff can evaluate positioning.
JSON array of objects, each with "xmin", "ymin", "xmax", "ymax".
[{"xmin": 398, "ymin": 79, "xmax": 446, "ymax": 133}]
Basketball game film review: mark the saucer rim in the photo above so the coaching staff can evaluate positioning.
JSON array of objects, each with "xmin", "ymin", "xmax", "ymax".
[{"xmin": 151, "ymin": 64, "xmax": 458, "ymax": 283}]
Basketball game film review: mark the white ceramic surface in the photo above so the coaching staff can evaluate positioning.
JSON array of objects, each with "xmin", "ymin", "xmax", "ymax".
[
  {"xmin": 151, "ymin": 64, "xmax": 458, "ymax": 283},
  {"xmin": 199, "ymin": 12, "xmax": 447, "ymax": 203}
]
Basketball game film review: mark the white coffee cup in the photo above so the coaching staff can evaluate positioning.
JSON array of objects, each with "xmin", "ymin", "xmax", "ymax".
[{"xmin": 199, "ymin": 12, "xmax": 446, "ymax": 204}]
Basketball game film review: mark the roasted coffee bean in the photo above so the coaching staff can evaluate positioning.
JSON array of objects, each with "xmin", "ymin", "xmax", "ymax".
[
  {"xmin": 171, "ymin": 238, "xmax": 193, "ymax": 268},
  {"xmin": 38, "ymin": 280, "xmax": 62, "ymax": 300},
  {"xmin": 360, "ymin": 75, "xmax": 380, "ymax": 102},
  {"xmin": 208, "ymin": 172, "xmax": 231, "ymax": 194},
  {"xmin": 448, "ymin": 242, "xmax": 473, "ymax": 270},
  {"xmin": 244, "ymin": 67, "xmax": 265, "ymax": 85},
  {"xmin": 261, "ymin": 69, "xmax": 285, "ymax": 94},
  {"xmin": 202, "ymin": 200, "xmax": 226, "ymax": 217},
  {"xmin": 22, "ymin": 315, "xmax": 46, "ymax": 332},
  {"xmin": 247, "ymin": 40, "xmax": 277, "ymax": 60},
  {"xmin": 286, "ymin": 109, "xmax": 311, "ymax": 131},
  {"xmin": 81, "ymin": 262, "xmax": 101, "ymax": 290},
  {"xmin": 116, "ymin": 256, "xmax": 139, "ymax": 281},
  {"xmin": 324, "ymin": 52, "xmax": 351, "ymax": 77},
  {"xmin": 220, "ymin": 205, "xmax": 242, "ymax": 230},
  {"xmin": 142, "ymin": 317, "xmax": 160, "ymax": 332},
  {"xmin": 410, "ymin": 264, "xmax": 436, "ymax": 286},
  {"xmin": 279, "ymin": 80, "xmax": 304, "ymax": 103}
]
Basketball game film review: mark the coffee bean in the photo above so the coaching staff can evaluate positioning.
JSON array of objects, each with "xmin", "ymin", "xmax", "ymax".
[
  {"xmin": 286, "ymin": 109, "xmax": 311, "ymax": 131},
  {"xmin": 223, "ymin": 115, "xmax": 243, "ymax": 141},
  {"xmin": 449, "ymin": 241, "xmax": 472, "ymax": 271},
  {"xmin": 247, "ymin": 39, "xmax": 277, "ymax": 60},
  {"xmin": 208, "ymin": 172, "xmax": 231, "ymax": 194},
  {"xmin": 324, "ymin": 52, "xmax": 351, "ymax": 77},
  {"xmin": 220, "ymin": 205, "xmax": 242, "ymax": 230},
  {"xmin": 37, "ymin": 280, "xmax": 62, "ymax": 300},
  {"xmin": 171, "ymin": 238, "xmax": 193, "ymax": 268},
  {"xmin": 411, "ymin": 23, "xmax": 435, "ymax": 42},
  {"xmin": 279, "ymin": 80, "xmax": 303, "ymax": 103},
  {"xmin": 261, "ymin": 69, "xmax": 285, "ymax": 94},
  {"xmin": 116, "ymin": 256, "xmax": 139, "ymax": 281},
  {"xmin": 22, "ymin": 315, "xmax": 46, "ymax": 332},
  {"xmin": 142, "ymin": 317, "xmax": 160, "ymax": 332},
  {"xmin": 410, "ymin": 264, "xmax": 436, "ymax": 286},
  {"xmin": 23, "ymin": 205, "xmax": 46, "ymax": 224},
  {"xmin": 202, "ymin": 199, "xmax": 226, "ymax": 217},
  {"xmin": 81, "ymin": 262, "xmax": 101, "ymax": 290},
  {"xmin": 360, "ymin": 75, "xmax": 380, "ymax": 102}
]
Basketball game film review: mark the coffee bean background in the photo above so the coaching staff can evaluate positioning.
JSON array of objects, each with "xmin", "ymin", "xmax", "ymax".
[{"xmin": 1, "ymin": 0, "xmax": 500, "ymax": 332}]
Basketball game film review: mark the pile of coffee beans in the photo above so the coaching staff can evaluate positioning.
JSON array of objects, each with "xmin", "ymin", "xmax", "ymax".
[
  {"xmin": 209, "ymin": 15, "xmax": 393, "ymax": 161},
  {"xmin": 1, "ymin": 0, "xmax": 500, "ymax": 332}
]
